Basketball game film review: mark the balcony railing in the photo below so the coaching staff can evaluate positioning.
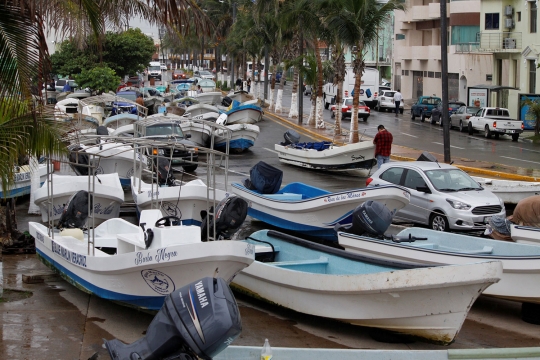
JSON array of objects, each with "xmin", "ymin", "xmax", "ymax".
[
  {"xmin": 454, "ymin": 42, "xmax": 480, "ymax": 53},
  {"xmin": 477, "ymin": 32, "xmax": 522, "ymax": 51}
]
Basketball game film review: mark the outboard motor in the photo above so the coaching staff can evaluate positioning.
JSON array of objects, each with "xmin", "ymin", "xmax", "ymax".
[
  {"xmin": 335, "ymin": 200, "xmax": 394, "ymax": 237},
  {"xmin": 156, "ymin": 157, "xmax": 175, "ymax": 186},
  {"xmin": 105, "ymin": 277, "xmax": 242, "ymax": 360},
  {"xmin": 96, "ymin": 126, "xmax": 109, "ymax": 136},
  {"xmin": 221, "ymin": 96, "xmax": 232, "ymax": 107},
  {"xmin": 57, "ymin": 190, "xmax": 91, "ymax": 229},
  {"xmin": 282, "ymin": 129, "xmax": 300, "ymax": 146},
  {"xmin": 243, "ymin": 161, "xmax": 283, "ymax": 194},
  {"xmin": 201, "ymin": 195, "xmax": 248, "ymax": 241},
  {"xmin": 68, "ymin": 146, "xmax": 90, "ymax": 175}
]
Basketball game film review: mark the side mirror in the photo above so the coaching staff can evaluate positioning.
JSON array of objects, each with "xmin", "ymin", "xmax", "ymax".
[
  {"xmin": 185, "ymin": 133, "xmax": 191, "ymax": 139},
  {"xmin": 416, "ymin": 186, "xmax": 431, "ymax": 193}
]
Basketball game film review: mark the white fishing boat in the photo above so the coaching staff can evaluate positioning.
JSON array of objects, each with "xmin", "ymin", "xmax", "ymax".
[
  {"xmin": 103, "ymin": 113, "xmax": 140, "ymax": 129},
  {"xmin": 195, "ymin": 91, "xmax": 223, "ymax": 105},
  {"xmin": 471, "ymin": 176, "xmax": 540, "ymax": 205},
  {"xmin": 131, "ymin": 177, "xmax": 228, "ymax": 225},
  {"xmin": 179, "ymin": 119, "xmax": 217, "ymax": 148},
  {"xmin": 510, "ymin": 224, "xmax": 540, "ymax": 245},
  {"xmin": 214, "ymin": 124, "xmax": 260, "ymax": 152},
  {"xmin": 68, "ymin": 140, "xmax": 147, "ymax": 189},
  {"xmin": 275, "ymin": 140, "xmax": 376, "ymax": 175},
  {"xmin": 0, "ymin": 163, "xmax": 51, "ymax": 199},
  {"xmin": 225, "ymin": 104, "xmax": 263, "ymax": 124},
  {"xmin": 234, "ymin": 229, "xmax": 502, "ymax": 345},
  {"xmin": 184, "ymin": 103, "xmax": 221, "ymax": 117},
  {"xmin": 232, "ymin": 177, "xmax": 410, "ymax": 241},
  {"xmin": 29, "ymin": 209, "xmax": 254, "ymax": 311},
  {"xmin": 337, "ymin": 227, "xmax": 540, "ymax": 306},
  {"xmin": 33, "ymin": 173, "xmax": 124, "ymax": 226},
  {"xmin": 54, "ymin": 98, "xmax": 80, "ymax": 119}
]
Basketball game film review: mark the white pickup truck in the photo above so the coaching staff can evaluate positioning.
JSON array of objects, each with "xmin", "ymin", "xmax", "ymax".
[{"xmin": 467, "ymin": 107, "xmax": 523, "ymax": 141}]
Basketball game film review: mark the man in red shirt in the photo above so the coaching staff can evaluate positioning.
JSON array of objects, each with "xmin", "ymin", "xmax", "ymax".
[{"xmin": 373, "ymin": 124, "xmax": 393, "ymax": 169}]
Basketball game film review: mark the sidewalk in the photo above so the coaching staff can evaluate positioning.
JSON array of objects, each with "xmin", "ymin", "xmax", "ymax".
[{"xmin": 263, "ymin": 107, "xmax": 540, "ymax": 182}]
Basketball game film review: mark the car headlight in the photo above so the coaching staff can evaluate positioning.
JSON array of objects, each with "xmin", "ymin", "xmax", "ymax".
[{"xmin": 446, "ymin": 199, "xmax": 471, "ymax": 210}]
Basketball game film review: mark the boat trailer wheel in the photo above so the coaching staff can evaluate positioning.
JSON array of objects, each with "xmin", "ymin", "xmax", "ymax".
[{"xmin": 155, "ymin": 216, "xmax": 181, "ymax": 227}]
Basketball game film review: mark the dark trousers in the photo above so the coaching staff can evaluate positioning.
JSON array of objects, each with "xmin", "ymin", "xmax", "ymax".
[{"xmin": 395, "ymin": 101, "xmax": 401, "ymax": 114}]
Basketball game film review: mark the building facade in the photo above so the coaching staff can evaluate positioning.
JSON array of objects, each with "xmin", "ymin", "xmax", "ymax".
[{"xmin": 394, "ymin": 0, "xmax": 493, "ymax": 103}]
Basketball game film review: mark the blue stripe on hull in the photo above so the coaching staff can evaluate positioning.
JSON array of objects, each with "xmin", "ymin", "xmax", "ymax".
[
  {"xmin": 248, "ymin": 208, "xmax": 340, "ymax": 241},
  {"xmin": 0, "ymin": 181, "xmax": 45, "ymax": 199},
  {"xmin": 119, "ymin": 178, "xmax": 131, "ymax": 187},
  {"xmin": 215, "ymin": 139, "xmax": 254, "ymax": 151},
  {"xmin": 36, "ymin": 248, "xmax": 165, "ymax": 310}
]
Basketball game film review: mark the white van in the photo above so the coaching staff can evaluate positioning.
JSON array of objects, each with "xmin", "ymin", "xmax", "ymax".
[
  {"xmin": 246, "ymin": 61, "xmax": 269, "ymax": 80},
  {"xmin": 148, "ymin": 61, "xmax": 162, "ymax": 80},
  {"xmin": 323, "ymin": 67, "xmax": 380, "ymax": 108}
]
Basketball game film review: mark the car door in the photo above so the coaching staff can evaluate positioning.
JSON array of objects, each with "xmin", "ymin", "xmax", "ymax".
[
  {"xmin": 394, "ymin": 169, "xmax": 431, "ymax": 224},
  {"xmin": 451, "ymin": 106, "xmax": 464, "ymax": 126}
]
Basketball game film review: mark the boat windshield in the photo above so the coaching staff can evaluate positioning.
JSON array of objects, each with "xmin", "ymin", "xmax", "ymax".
[
  {"xmin": 424, "ymin": 169, "xmax": 482, "ymax": 191},
  {"xmin": 146, "ymin": 124, "xmax": 184, "ymax": 138}
]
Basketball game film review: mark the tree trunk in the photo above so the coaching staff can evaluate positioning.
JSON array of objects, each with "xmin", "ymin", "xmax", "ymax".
[
  {"xmin": 350, "ymin": 43, "xmax": 364, "ymax": 143},
  {"xmin": 289, "ymin": 66, "xmax": 299, "ymax": 119},
  {"xmin": 313, "ymin": 36, "xmax": 324, "ymax": 128}
]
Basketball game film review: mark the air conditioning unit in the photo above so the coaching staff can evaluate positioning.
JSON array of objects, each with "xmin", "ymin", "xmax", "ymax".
[
  {"xmin": 505, "ymin": 5, "xmax": 513, "ymax": 16},
  {"xmin": 504, "ymin": 38, "xmax": 516, "ymax": 49},
  {"xmin": 505, "ymin": 18, "xmax": 515, "ymax": 28}
]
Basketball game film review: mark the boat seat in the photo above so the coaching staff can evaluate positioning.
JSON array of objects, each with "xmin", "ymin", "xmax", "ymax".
[
  {"xmin": 272, "ymin": 256, "xmax": 329, "ymax": 273},
  {"xmin": 263, "ymin": 193, "xmax": 303, "ymax": 201}
]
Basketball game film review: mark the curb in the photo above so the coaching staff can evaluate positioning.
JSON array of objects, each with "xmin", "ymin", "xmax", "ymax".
[{"xmin": 264, "ymin": 111, "xmax": 540, "ymax": 182}]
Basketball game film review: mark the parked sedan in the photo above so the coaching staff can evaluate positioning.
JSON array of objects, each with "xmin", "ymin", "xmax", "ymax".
[
  {"xmin": 366, "ymin": 161, "xmax": 505, "ymax": 232},
  {"xmin": 330, "ymin": 98, "xmax": 370, "ymax": 120},
  {"xmin": 451, "ymin": 106, "xmax": 481, "ymax": 132},
  {"xmin": 194, "ymin": 70, "xmax": 215, "ymax": 80},
  {"xmin": 375, "ymin": 90, "xmax": 404, "ymax": 113},
  {"xmin": 430, "ymin": 101, "xmax": 466, "ymax": 125},
  {"xmin": 172, "ymin": 69, "xmax": 187, "ymax": 80}
]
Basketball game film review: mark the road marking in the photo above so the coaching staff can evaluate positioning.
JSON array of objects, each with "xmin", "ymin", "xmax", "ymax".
[
  {"xmin": 500, "ymin": 156, "xmax": 540, "ymax": 165},
  {"xmin": 432, "ymin": 142, "xmax": 465, "ymax": 149},
  {"xmin": 263, "ymin": 147, "xmax": 279, "ymax": 154},
  {"xmin": 509, "ymin": 146, "xmax": 540, "ymax": 154},
  {"xmin": 401, "ymin": 133, "xmax": 418, "ymax": 138}
]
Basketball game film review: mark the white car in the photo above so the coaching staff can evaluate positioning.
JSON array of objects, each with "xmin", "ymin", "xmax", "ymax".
[
  {"xmin": 195, "ymin": 70, "xmax": 216, "ymax": 81},
  {"xmin": 375, "ymin": 90, "xmax": 404, "ymax": 113},
  {"xmin": 450, "ymin": 105, "xmax": 481, "ymax": 132},
  {"xmin": 160, "ymin": 63, "xmax": 167, "ymax": 71},
  {"xmin": 367, "ymin": 161, "xmax": 505, "ymax": 232}
]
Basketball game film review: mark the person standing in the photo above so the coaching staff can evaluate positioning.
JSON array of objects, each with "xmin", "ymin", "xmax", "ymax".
[
  {"xmin": 247, "ymin": 77, "xmax": 252, "ymax": 93},
  {"xmin": 235, "ymin": 77, "xmax": 243, "ymax": 91},
  {"xmin": 197, "ymin": 85, "xmax": 203, "ymax": 94},
  {"xmin": 136, "ymin": 94, "xmax": 144, "ymax": 107},
  {"xmin": 373, "ymin": 124, "xmax": 393, "ymax": 169},
  {"xmin": 393, "ymin": 89, "xmax": 402, "ymax": 116}
]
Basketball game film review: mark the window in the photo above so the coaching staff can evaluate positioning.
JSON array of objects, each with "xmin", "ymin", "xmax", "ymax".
[
  {"xmin": 530, "ymin": 60, "xmax": 537, "ymax": 93},
  {"xmin": 380, "ymin": 167, "xmax": 405, "ymax": 185},
  {"xmin": 428, "ymin": 71, "xmax": 434, "ymax": 78},
  {"xmin": 451, "ymin": 26, "xmax": 480, "ymax": 45},
  {"xmin": 517, "ymin": 11, "xmax": 521, "ymax": 22},
  {"xmin": 404, "ymin": 170, "xmax": 427, "ymax": 191},
  {"xmin": 531, "ymin": 2, "xmax": 537, "ymax": 33},
  {"xmin": 435, "ymin": 72, "xmax": 442, "ymax": 78},
  {"xmin": 396, "ymin": 34, "xmax": 406, "ymax": 40},
  {"xmin": 485, "ymin": 13, "xmax": 500, "ymax": 30}
]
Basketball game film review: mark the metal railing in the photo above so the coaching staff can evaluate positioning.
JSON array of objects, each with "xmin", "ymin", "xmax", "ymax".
[
  {"xmin": 477, "ymin": 32, "xmax": 522, "ymax": 51},
  {"xmin": 454, "ymin": 42, "xmax": 480, "ymax": 53}
]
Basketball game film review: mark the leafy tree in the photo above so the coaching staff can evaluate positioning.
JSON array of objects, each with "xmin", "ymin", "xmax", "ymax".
[
  {"xmin": 74, "ymin": 66, "xmax": 121, "ymax": 94},
  {"xmin": 51, "ymin": 41, "xmax": 98, "ymax": 78},
  {"xmin": 102, "ymin": 29, "xmax": 156, "ymax": 77},
  {"xmin": 521, "ymin": 97, "xmax": 540, "ymax": 136}
]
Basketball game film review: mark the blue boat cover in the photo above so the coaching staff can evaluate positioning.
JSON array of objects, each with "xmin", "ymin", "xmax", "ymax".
[
  {"xmin": 292, "ymin": 141, "xmax": 332, "ymax": 151},
  {"xmin": 244, "ymin": 161, "xmax": 283, "ymax": 194}
]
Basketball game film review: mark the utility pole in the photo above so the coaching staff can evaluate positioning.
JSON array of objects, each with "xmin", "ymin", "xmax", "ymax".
[
  {"xmin": 298, "ymin": 23, "xmax": 303, "ymax": 125},
  {"xmin": 230, "ymin": 3, "xmax": 237, "ymax": 89},
  {"xmin": 440, "ymin": 0, "xmax": 451, "ymax": 163}
]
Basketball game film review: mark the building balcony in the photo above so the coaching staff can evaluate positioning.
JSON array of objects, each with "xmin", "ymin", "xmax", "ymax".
[
  {"xmin": 477, "ymin": 32, "xmax": 522, "ymax": 52},
  {"xmin": 411, "ymin": 5, "xmax": 429, "ymax": 21},
  {"xmin": 428, "ymin": 3, "xmax": 449, "ymax": 18},
  {"xmin": 454, "ymin": 43, "xmax": 480, "ymax": 53},
  {"xmin": 398, "ymin": 45, "xmax": 442, "ymax": 61}
]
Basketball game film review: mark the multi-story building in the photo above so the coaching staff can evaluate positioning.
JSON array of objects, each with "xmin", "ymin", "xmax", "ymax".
[
  {"xmin": 394, "ymin": 0, "xmax": 493, "ymax": 103},
  {"xmin": 477, "ymin": 0, "xmax": 538, "ymax": 118}
]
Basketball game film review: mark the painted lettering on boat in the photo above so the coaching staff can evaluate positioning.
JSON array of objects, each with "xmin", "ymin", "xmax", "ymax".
[
  {"xmin": 351, "ymin": 154, "xmax": 365, "ymax": 161},
  {"xmin": 245, "ymin": 243, "xmax": 255, "ymax": 256},
  {"xmin": 324, "ymin": 192, "xmax": 365, "ymax": 203},
  {"xmin": 141, "ymin": 269, "xmax": 175, "ymax": 295},
  {"xmin": 14, "ymin": 171, "xmax": 31, "ymax": 182},
  {"xmin": 51, "ymin": 240, "xmax": 87, "ymax": 267},
  {"xmin": 195, "ymin": 280, "xmax": 209, "ymax": 308},
  {"xmin": 94, "ymin": 203, "xmax": 116, "ymax": 215},
  {"xmin": 156, "ymin": 248, "xmax": 178, "ymax": 263},
  {"xmin": 50, "ymin": 204, "xmax": 65, "ymax": 217},
  {"xmin": 147, "ymin": 190, "xmax": 159, "ymax": 198},
  {"xmin": 135, "ymin": 252, "xmax": 153, "ymax": 265},
  {"xmin": 36, "ymin": 232, "xmax": 44, "ymax": 243}
]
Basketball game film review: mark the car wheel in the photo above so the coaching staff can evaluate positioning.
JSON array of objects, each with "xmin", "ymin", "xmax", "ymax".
[
  {"xmin": 448, "ymin": 119, "xmax": 453, "ymax": 129},
  {"xmin": 522, "ymin": 302, "xmax": 540, "ymax": 325},
  {"xmin": 429, "ymin": 212, "xmax": 449, "ymax": 232},
  {"xmin": 484, "ymin": 125, "xmax": 492, "ymax": 139},
  {"xmin": 421, "ymin": 115, "xmax": 426, "ymax": 122},
  {"xmin": 468, "ymin": 122, "xmax": 474, "ymax": 135},
  {"xmin": 363, "ymin": 116, "xmax": 369, "ymax": 122},
  {"xmin": 512, "ymin": 133, "xmax": 520, "ymax": 141},
  {"xmin": 494, "ymin": 133, "xmax": 500, "ymax": 139},
  {"xmin": 400, "ymin": 108, "xmax": 404, "ymax": 114},
  {"xmin": 459, "ymin": 121, "xmax": 464, "ymax": 132},
  {"xmin": 182, "ymin": 164, "xmax": 198, "ymax": 172},
  {"xmin": 411, "ymin": 111, "xmax": 416, "ymax": 120},
  {"xmin": 331, "ymin": 111, "xmax": 335, "ymax": 119}
]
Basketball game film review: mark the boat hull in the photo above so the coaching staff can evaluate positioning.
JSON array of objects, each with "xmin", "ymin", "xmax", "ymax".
[
  {"xmin": 511, "ymin": 224, "xmax": 540, "ymax": 246},
  {"xmin": 338, "ymin": 227, "xmax": 540, "ymax": 304},
  {"xmin": 471, "ymin": 176, "xmax": 540, "ymax": 205},
  {"xmin": 179, "ymin": 120, "xmax": 214, "ymax": 147},
  {"xmin": 33, "ymin": 174, "xmax": 124, "ymax": 226},
  {"xmin": 215, "ymin": 124, "xmax": 260, "ymax": 152},
  {"xmin": 232, "ymin": 183, "xmax": 410, "ymax": 240},
  {"xmin": 131, "ymin": 178, "xmax": 228, "ymax": 225},
  {"xmin": 233, "ymin": 230, "xmax": 501, "ymax": 344},
  {"xmin": 225, "ymin": 106, "xmax": 262, "ymax": 124},
  {"xmin": 30, "ymin": 222, "xmax": 254, "ymax": 310},
  {"xmin": 0, "ymin": 163, "xmax": 50, "ymax": 199}
]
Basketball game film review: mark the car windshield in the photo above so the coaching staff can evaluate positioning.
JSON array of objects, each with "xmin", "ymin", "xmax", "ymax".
[
  {"xmin": 424, "ymin": 169, "xmax": 482, "ymax": 191},
  {"xmin": 384, "ymin": 92, "xmax": 395, "ymax": 97},
  {"xmin": 345, "ymin": 99, "xmax": 353, "ymax": 106},
  {"xmin": 359, "ymin": 101, "xmax": 366, "ymax": 106},
  {"xmin": 467, "ymin": 107, "xmax": 480, "ymax": 114},
  {"xmin": 146, "ymin": 124, "xmax": 184, "ymax": 137},
  {"xmin": 117, "ymin": 93, "xmax": 137, "ymax": 101},
  {"xmin": 199, "ymin": 71, "xmax": 212, "ymax": 75},
  {"xmin": 149, "ymin": 66, "xmax": 160, "ymax": 71}
]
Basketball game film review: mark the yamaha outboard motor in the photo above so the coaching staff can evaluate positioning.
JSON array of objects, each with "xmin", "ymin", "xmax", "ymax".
[
  {"xmin": 201, "ymin": 195, "xmax": 248, "ymax": 241},
  {"xmin": 243, "ymin": 161, "xmax": 283, "ymax": 194},
  {"xmin": 221, "ymin": 96, "xmax": 232, "ymax": 107},
  {"xmin": 335, "ymin": 200, "xmax": 393, "ymax": 237},
  {"xmin": 68, "ymin": 145, "xmax": 90, "ymax": 175},
  {"xmin": 282, "ymin": 129, "xmax": 300, "ymax": 146},
  {"xmin": 57, "ymin": 190, "xmax": 91, "ymax": 229},
  {"xmin": 105, "ymin": 277, "xmax": 242, "ymax": 360},
  {"xmin": 156, "ymin": 157, "xmax": 175, "ymax": 186}
]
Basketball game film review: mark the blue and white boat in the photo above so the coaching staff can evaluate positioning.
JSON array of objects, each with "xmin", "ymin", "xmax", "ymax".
[
  {"xmin": 337, "ymin": 227, "xmax": 540, "ymax": 306},
  {"xmin": 103, "ymin": 113, "xmax": 140, "ymax": 129},
  {"xmin": 233, "ymin": 229, "xmax": 502, "ymax": 344},
  {"xmin": 214, "ymin": 124, "xmax": 260, "ymax": 152},
  {"xmin": 0, "ymin": 163, "xmax": 51, "ymax": 199},
  {"xmin": 225, "ymin": 103, "xmax": 262, "ymax": 124},
  {"xmin": 231, "ymin": 183, "xmax": 410, "ymax": 241}
]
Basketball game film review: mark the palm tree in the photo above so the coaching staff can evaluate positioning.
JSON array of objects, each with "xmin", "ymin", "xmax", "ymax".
[
  {"xmin": 324, "ymin": 0, "xmax": 405, "ymax": 142},
  {"xmin": 521, "ymin": 97, "xmax": 540, "ymax": 136}
]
